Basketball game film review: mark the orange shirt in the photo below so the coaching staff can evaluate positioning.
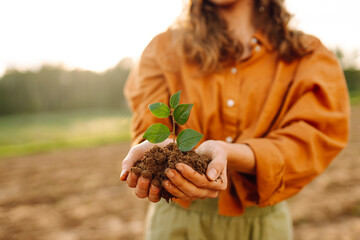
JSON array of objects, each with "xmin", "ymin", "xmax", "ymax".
[{"xmin": 124, "ymin": 30, "xmax": 350, "ymax": 216}]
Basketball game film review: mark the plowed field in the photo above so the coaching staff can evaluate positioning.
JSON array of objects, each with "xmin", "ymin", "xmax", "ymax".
[{"xmin": 1, "ymin": 105, "xmax": 359, "ymax": 240}]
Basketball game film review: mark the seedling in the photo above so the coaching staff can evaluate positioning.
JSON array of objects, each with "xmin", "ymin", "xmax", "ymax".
[{"xmin": 142, "ymin": 91, "xmax": 203, "ymax": 151}]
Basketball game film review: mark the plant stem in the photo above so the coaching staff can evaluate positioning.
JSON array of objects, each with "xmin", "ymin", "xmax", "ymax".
[{"xmin": 171, "ymin": 110, "xmax": 176, "ymax": 149}]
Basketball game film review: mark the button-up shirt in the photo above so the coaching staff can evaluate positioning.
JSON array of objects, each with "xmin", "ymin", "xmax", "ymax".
[{"xmin": 124, "ymin": 29, "xmax": 350, "ymax": 216}]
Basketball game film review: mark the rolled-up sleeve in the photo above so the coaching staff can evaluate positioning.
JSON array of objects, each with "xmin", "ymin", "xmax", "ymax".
[{"xmin": 241, "ymin": 45, "xmax": 350, "ymax": 206}]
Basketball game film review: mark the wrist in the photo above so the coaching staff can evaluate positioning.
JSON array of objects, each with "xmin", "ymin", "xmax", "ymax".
[
  {"xmin": 217, "ymin": 141, "xmax": 256, "ymax": 174},
  {"xmin": 215, "ymin": 140, "xmax": 230, "ymax": 159},
  {"xmin": 214, "ymin": 140, "xmax": 228, "ymax": 160}
]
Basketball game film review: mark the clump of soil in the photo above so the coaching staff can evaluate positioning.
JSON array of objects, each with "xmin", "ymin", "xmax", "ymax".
[{"xmin": 131, "ymin": 143, "xmax": 212, "ymax": 201}]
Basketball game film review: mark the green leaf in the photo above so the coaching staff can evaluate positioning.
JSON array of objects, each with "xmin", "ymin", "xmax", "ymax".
[
  {"xmin": 143, "ymin": 123, "xmax": 171, "ymax": 143},
  {"xmin": 170, "ymin": 91, "xmax": 181, "ymax": 109},
  {"xmin": 176, "ymin": 129, "xmax": 203, "ymax": 151},
  {"xmin": 148, "ymin": 103, "xmax": 170, "ymax": 118},
  {"xmin": 173, "ymin": 104, "xmax": 193, "ymax": 125}
]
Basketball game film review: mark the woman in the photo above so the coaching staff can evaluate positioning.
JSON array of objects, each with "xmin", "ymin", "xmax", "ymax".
[{"xmin": 120, "ymin": 0, "xmax": 350, "ymax": 239}]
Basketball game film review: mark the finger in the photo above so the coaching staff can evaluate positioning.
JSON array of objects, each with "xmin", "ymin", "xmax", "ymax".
[
  {"xmin": 206, "ymin": 152, "xmax": 227, "ymax": 181},
  {"xmin": 121, "ymin": 151, "xmax": 140, "ymax": 182},
  {"xmin": 126, "ymin": 172, "xmax": 140, "ymax": 188},
  {"xmin": 162, "ymin": 180, "xmax": 191, "ymax": 200},
  {"xmin": 148, "ymin": 181, "xmax": 161, "ymax": 203},
  {"xmin": 163, "ymin": 179, "xmax": 219, "ymax": 200},
  {"xmin": 135, "ymin": 175, "xmax": 151, "ymax": 199},
  {"xmin": 194, "ymin": 141, "xmax": 226, "ymax": 181},
  {"xmin": 165, "ymin": 168, "xmax": 217, "ymax": 199},
  {"xmin": 175, "ymin": 163, "xmax": 226, "ymax": 191},
  {"xmin": 119, "ymin": 169, "xmax": 129, "ymax": 181}
]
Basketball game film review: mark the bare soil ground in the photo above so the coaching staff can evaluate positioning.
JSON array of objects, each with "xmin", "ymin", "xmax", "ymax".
[
  {"xmin": 288, "ymin": 104, "xmax": 360, "ymax": 240},
  {"xmin": 0, "ymin": 105, "xmax": 359, "ymax": 240}
]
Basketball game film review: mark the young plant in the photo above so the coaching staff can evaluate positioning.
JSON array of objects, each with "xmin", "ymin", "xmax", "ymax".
[{"xmin": 142, "ymin": 91, "xmax": 203, "ymax": 152}]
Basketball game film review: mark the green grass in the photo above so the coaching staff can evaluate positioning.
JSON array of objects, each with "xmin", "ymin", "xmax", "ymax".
[{"xmin": 0, "ymin": 109, "xmax": 131, "ymax": 158}]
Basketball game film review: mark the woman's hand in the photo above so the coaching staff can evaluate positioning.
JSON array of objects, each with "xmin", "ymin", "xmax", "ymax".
[
  {"xmin": 163, "ymin": 140, "xmax": 228, "ymax": 201},
  {"xmin": 120, "ymin": 139, "xmax": 173, "ymax": 203}
]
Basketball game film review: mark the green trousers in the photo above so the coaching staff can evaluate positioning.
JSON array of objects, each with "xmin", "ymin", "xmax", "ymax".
[{"xmin": 145, "ymin": 198, "xmax": 293, "ymax": 240}]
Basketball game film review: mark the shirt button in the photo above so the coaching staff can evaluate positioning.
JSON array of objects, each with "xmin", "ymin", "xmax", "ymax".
[
  {"xmin": 251, "ymin": 37, "xmax": 258, "ymax": 45},
  {"xmin": 230, "ymin": 67, "xmax": 237, "ymax": 74},
  {"xmin": 227, "ymin": 99, "xmax": 235, "ymax": 107},
  {"xmin": 254, "ymin": 45, "xmax": 261, "ymax": 52},
  {"xmin": 225, "ymin": 136, "xmax": 233, "ymax": 143}
]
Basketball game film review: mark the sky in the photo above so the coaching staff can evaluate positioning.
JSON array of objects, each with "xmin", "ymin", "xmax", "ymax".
[{"xmin": 0, "ymin": 0, "xmax": 359, "ymax": 77}]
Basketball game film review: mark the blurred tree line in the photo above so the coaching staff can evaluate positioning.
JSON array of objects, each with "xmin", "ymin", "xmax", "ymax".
[
  {"xmin": 344, "ymin": 70, "xmax": 360, "ymax": 94},
  {"xmin": 0, "ymin": 50, "xmax": 359, "ymax": 116},
  {"xmin": 335, "ymin": 48, "xmax": 360, "ymax": 95},
  {"xmin": 0, "ymin": 59, "xmax": 132, "ymax": 116}
]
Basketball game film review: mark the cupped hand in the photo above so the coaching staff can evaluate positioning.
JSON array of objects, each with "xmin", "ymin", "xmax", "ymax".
[
  {"xmin": 163, "ymin": 140, "xmax": 228, "ymax": 201},
  {"xmin": 120, "ymin": 138, "xmax": 173, "ymax": 203}
]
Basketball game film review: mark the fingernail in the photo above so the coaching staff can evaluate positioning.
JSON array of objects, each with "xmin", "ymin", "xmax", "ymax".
[
  {"xmin": 166, "ymin": 169, "xmax": 175, "ymax": 178},
  {"xmin": 131, "ymin": 167, "xmax": 141, "ymax": 176},
  {"xmin": 175, "ymin": 164, "xmax": 183, "ymax": 171},
  {"xmin": 151, "ymin": 179, "xmax": 161, "ymax": 187},
  {"xmin": 162, "ymin": 180, "xmax": 169, "ymax": 187},
  {"xmin": 120, "ymin": 169, "xmax": 127, "ymax": 180},
  {"xmin": 141, "ymin": 170, "xmax": 152, "ymax": 179},
  {"xmin": 208, "ymin": 168, "xmax": 218, "ymax": 181}
]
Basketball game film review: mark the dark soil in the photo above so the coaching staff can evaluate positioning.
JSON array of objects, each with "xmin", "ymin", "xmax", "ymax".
[{"xmin": 130, "ymin": 143, "xmax": 212, "ymax": 201}]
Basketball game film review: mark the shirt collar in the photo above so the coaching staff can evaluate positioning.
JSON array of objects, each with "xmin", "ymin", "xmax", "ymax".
[{"xmin": 253, "ymin": 31, "xmax": 274, "ymax": 51}]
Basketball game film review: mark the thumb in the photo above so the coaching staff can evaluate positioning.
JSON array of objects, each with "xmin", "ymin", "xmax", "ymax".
[
  {"xmin": 120, "ymin": 152, "xmax": 133, "ymax": 181},
  {"xmin": 206, "ymin": 152, "xmax": 227, "ymax": 181},
  {"xmin": 120, "ymin": 145, "xmax": 146, "ymax": 181},
  {"xmin": 195, "ymin": 140, "xmax": 227, "ymax": 181}
]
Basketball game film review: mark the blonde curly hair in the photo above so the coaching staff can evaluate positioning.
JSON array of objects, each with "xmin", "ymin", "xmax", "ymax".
[{"xmin": 177, "ymin": 0, "xmax": 308, "ymax": 73}]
